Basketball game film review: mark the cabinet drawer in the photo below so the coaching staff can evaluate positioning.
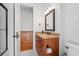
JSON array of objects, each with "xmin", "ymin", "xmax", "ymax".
[
  {"xmin": 21, "ymin": 43, "xmax": 33, "ymax": 51},
  {"xmin": 21, "ymin": 39, "xmax": 33, "ymax": 44}
]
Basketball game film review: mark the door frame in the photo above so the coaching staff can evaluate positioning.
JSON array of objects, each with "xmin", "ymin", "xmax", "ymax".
[
  {"xmin": 14, "ymin": 3, "xmax": 21, "ymax": 56},
  {"xmin": 14, "ymin": 3, "xmax": 34, "ymax": 56}
]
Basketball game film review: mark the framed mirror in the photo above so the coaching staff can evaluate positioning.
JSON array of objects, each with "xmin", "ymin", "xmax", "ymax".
[
  {"xmin": 45, "ymin": 9, "xmax": 55, "ymax": 31},
  {"xmin": 0, "ymin": 3, "xmax": 8, "ymax": 56}
]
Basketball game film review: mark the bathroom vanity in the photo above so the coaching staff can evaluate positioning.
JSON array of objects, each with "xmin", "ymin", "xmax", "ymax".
[{"xmin": 36, "ymin": 32, "xmax": 59, "ymax": 56}]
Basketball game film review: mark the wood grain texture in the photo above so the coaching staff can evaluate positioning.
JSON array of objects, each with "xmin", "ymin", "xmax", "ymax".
[
  {"xmin": 42, "ymin": 38, "xmax": 59, "ymax": 56},
  {"xmin": 36, "ymin": 36, "xmax": 43, "ymax": 56},
  {"xmin": 36, "ymin": 32, "xmax": 59, "ymax": 56},
  {"xmin": 20, "ymin": 31, "xmax": 33, "ymax": 51}
]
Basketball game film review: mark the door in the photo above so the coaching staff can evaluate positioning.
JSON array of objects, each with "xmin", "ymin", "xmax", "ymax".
[{"xmin": 14, "ymin": 3, "xmax": 33, "ymax": 56}]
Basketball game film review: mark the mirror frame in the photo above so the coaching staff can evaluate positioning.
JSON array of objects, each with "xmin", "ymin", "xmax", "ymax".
[
  {"xmin": 45, "ymin": 9, "xmax": 55, "ymax": 31},
  {"xmin": 0, "ymin": 3, "xmax": 8, "ymax": 56}
]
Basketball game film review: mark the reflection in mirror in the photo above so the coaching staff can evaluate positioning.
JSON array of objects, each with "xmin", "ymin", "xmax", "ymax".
[
  {"xmin": 0, "ymin": 3, "xmax": 8, "ymax": 56},
  {"xmin": 45, "ymin": 9, "xmax": 55, "ymax": 31}
]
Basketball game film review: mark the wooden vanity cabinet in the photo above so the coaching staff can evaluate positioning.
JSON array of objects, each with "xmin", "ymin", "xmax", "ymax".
[
  {"xmin": 36, "ymin": 36, "xmax": 43, "ymax": 56},
  {"xmin": 42, "ymin": 38, "xmax": 59, "ymax": 56},
  {"xmin": 36, "ymin": 34, "xmax": 59, "ymax": 56}
]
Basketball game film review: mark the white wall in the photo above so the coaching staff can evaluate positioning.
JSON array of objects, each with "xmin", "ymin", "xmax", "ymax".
[
  {"xmin": 20, "ymin": 5, "xmax": 33, "ymax": 31},
  {"xmin": 2, "ymin": 3, "xmax": 14, "ymax": 56},
  {"xmin": 60, "ymin": 3, "xmax": 79, "ymax": 54},
  {"xmin": 33, "ymin": 3, "xmax": 49, "ymax": 32}
]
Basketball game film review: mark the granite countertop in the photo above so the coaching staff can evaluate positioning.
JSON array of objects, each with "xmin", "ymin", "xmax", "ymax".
[{"xmin": 36, "ymin": 32, "xmax": 59, "ymax": 39}]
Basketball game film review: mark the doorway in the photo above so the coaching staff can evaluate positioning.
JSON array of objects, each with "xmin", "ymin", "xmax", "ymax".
[{"xmin": 14, "ymin": 4, "xmax": 34, "ymax": 56}]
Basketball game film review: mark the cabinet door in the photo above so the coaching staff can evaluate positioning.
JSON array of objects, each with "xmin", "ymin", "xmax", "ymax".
[
  {"xmin": 49, "ymin": 38, "xmax": 59, "ymax": 56},
  {"xmin": 36, "ymin": 36, "xmax": 43, "ymax": 56},
  {"xmin": 36, "ymin": 36, "xmax": 43, "ymax": 48},
  {"xmin": 42, "ymin": 38, "xmax": 59, "ymax": 56}
]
